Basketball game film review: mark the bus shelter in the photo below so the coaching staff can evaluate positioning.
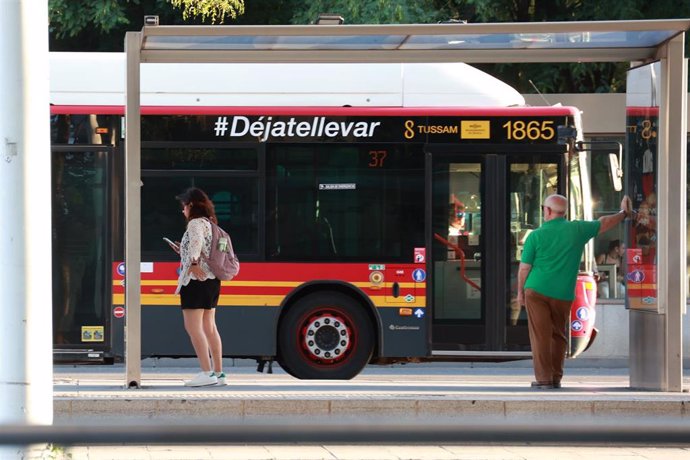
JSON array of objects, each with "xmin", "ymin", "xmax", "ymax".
[{"xmin": 124, "ymin": 19, "xmax": 690, "ymax": 390}]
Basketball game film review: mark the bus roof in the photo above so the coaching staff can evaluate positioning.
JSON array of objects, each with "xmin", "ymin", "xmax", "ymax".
[
  {"xmin": 49, "ymin": 52, "xmax": 526, "ymax": 109},
  {"xmin": 50, "ymin": 104, "xmax": 581, "ymax": 117}
]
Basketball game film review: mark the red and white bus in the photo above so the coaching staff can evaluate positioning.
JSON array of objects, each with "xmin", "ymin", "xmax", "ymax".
[{"xmin": 50, "ymin": 52, "xmax": 596, "ymax": 378}]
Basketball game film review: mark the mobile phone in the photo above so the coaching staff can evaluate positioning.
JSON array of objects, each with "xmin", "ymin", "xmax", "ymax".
[{"xmin": 163, "ymin": 237, "xmax": 178, "ymax": 247}]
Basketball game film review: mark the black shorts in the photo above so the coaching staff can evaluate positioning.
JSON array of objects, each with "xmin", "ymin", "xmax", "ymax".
[{"xmin": 180, "ymin": 278, "xmax": 221, "ymax": 309}]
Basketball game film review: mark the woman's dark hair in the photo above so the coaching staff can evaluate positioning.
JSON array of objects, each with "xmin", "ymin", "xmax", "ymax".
[
  {"xmin": 608, "ymin": 239, "xmax": 621, "ymax": 252},
  {"xmin": 176, "ymin": 187, "xmax": 217, "ymax": 224}
]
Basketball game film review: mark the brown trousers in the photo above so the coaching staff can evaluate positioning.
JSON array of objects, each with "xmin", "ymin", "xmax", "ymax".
[{"xmin": 524, "ymin": 289, "xmax": 572, "ymax": 384}]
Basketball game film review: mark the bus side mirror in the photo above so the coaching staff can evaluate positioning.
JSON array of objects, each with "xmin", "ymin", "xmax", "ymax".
[{"xmin": 609, "ymin": 153, "xmax": 623, "ymax": 192}]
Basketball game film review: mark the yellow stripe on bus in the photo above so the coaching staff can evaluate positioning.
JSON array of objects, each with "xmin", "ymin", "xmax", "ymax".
[
  {"xmin": 112, "ymin": 293, "xmax": 426, "ymax": 308},
  {"xmin": 113, "ymin": 280, "xmax": 423, "ymax": 289},
  {"xmin": 113, "ymin": 280, "xmax": 303, "ymax": 287}
]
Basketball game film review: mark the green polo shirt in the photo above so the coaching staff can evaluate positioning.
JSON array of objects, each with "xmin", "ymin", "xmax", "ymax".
[{"xmin": 521, "ymin": 218, "xmax": 601, "ymax": 301}]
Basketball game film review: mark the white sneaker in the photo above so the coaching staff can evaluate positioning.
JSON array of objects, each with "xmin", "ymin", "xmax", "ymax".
[
  {"xmin": 184, "ymin": 371, "xmax": 217, "ymax": 387},
  {"xmin": 213, "ymin": 372, "xmax": 227, "ymax": 386}
]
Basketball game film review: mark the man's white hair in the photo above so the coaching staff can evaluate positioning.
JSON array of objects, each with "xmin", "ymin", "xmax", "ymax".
[{"xmin": 544, "ymin": 194, "xmax": 567, "ymax": 213}]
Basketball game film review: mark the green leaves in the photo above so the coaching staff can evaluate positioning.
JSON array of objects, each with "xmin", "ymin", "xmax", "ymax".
[
  {"xmin": 48, "ymin": 0, "xmax": 690, "ymax": 94},
  {"xmin": 289, "ymin": 0, "xmax": 442, "ymax": 25},
  {"xmin": 168, "ymin": 0, "xmax": 244, "ymax": 23},
  {"xmin": 49, "ymin": 0, "xmax": 132, "ymax": 38},
  {"xmin": 49, "ymin": 0, "xmax": 245, "ymax": 39}
]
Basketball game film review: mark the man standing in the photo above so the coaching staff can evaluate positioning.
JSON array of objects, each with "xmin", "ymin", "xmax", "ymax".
[{"xmin": 517, "ymin": 193, "xmax": 632, "ymax": 389}]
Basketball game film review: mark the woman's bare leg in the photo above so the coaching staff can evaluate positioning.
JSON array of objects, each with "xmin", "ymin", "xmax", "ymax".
[
  {"xmin": 183, "ymin": 309, "xmax": 211, "ymax": 371},
  {"xmin": 202, "ymin": 309, "xmax": 223, "ymax": 373}
]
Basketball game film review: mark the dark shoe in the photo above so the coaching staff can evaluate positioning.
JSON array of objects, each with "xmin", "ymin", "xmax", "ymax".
[
  {"xmin": 553, "ymin": 381, "xmax": 562, "ymax": 389},
  {"xmin": 531, "ymin": 381, "xmax": 554, "ymax": 389}
]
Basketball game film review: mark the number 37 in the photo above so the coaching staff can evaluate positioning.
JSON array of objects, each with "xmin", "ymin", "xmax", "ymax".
[{"xmin": 368, "ymin": 150, "xmax": 387, "ymax": 168}]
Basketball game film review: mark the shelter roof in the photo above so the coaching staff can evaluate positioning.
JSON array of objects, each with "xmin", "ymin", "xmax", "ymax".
[{"xmin": 136, "ymin": 19, "xmax": 690, "ymax": 64}]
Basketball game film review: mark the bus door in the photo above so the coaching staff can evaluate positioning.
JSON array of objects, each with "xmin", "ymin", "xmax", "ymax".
[
  {"xmin": 429, "ymin": 152, "xmax": 562, "ymax": 354},
  {"xmin": 52, "ymin": 146, "xmax": 114, "ymax": 362}
]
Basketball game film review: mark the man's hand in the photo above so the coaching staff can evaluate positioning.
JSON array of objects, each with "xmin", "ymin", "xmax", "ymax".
[
  {"xmin": 599, "ymin": 195, "xmax": 633, "ymax": 234},
  {"xmin": 517, "ymin": 262, "xmax": 532, "ymax": 308},
  {"xmin": 620, "ymin": 195, "xmax": 632, "ymax": 217}
]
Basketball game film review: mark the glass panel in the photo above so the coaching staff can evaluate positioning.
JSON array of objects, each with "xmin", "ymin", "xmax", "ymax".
[
  {"xmin": 588, "ymin": 135, "xmax": 626, "ymax": 300},
  {"xmin": 51, "ymin": 115, "xmax": 118, "ymax": 145},
  {"xmin": 141, "ymin": 175, "xmax": 258, "ymax": 258},
  {"xmin": 403, "ymin": 31, "xmax": 675, "ymax": 50},
  {"xmin": 433, "ymin": 162, "xmax": 482, "ymax": 321},
  {"xmin": 266, "ymin": 144, "xmax": 424, "ymax": 261},
  {"xmin": 142, "ymin": 30, "xmax": 676, "ymax": 52},
  {"xmin": 145, "ymin": 34, "xmax": 406, "ymax": 50},
  {"xmin": 142, "ymin": 147, "xmax": 257, "ymax": 170},
  {"xmin": 52, "ymin": 150, "xmax": 109, "ymax": 345},
  {"xmin": 625, "ymin": 105, "xmax": 659, "ymax": 311},
  {"xmin": 507, "ymin": 162, "xmax": 558, "ymax": 326}
]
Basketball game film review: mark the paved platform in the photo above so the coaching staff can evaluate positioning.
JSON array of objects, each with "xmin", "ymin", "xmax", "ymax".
[
  {"xmin": 34, "ymin": 444, "xmax": 690, "ymax": 460},
  {"xmin": 54, "ymin": 362, "xmax": 690, "ymax": 424}
]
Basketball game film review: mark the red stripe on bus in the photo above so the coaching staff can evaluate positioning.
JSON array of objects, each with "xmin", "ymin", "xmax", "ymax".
[
  {"xmin": 113, "ymin": 262, "xmax": 401, "ymax": 280},
  {"xmin": 52, "ymin": 105, "xmax": 580, "ymax": 117}
]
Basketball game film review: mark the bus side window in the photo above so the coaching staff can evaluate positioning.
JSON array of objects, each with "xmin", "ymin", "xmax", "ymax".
[{"xmin": 267, "ymin": 144, "xmax": 424, "ymax": 262}]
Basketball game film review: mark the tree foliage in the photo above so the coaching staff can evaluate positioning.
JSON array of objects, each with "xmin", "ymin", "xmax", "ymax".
[
  {"xmin": 168, "ymin": 0, "xmax": 243, "ymax": 23},
  {"xmin": 48, "ymin": 0, "xmax": 690, "ymax": 93},
  {"xmin": 289, "ymin": 0, "xmax": 441, "ymax": 25},
  {"xmin": 282, "ymin": 0, "xmax": 690, "ymax": 93},
  {"xmin": 426, "ymin": 0, "xmax": 690, "ymax": 93},
  {"xmin": 49, "ymin": 0, "xmax": 131, "ymax": 38},
  {"xmin": 49, "ymin": 0, "xmax": 244, "ymax": 40}
]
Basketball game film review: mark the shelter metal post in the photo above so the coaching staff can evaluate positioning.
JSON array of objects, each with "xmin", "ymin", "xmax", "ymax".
[
  {"xmin": 662, "ymin": 34, "xmax": 686, "ymax": 391},
  {"xmin": 124, "ymin": 31, "xmax": 142, "ymax": 388}
]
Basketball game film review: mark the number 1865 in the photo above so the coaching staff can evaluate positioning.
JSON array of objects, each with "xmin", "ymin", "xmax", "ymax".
[{"xmin": 502, "ymin": 120, "xmax": 555, "ymax": 141}]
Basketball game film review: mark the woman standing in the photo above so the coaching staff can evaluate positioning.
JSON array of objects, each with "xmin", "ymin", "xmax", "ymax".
[{"xmin": 170, "ymin": 187, "xmax": 226, "ymax": 387}]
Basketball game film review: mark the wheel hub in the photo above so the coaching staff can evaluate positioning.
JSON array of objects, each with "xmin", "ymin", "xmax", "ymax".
[{"xmin": 303, "ymin": 314, "xmax": 350, "ymax": 361}]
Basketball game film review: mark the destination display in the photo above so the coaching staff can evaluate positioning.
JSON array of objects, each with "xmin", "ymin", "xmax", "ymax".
[{"xmin": 142, "ymin": 115, "xmax": 570, "ymax": 144}]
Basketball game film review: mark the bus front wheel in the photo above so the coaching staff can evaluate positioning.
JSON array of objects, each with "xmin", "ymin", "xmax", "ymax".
[{"xmin": 278, "ymin": 292, "xmax": 374, "ymax": 380}]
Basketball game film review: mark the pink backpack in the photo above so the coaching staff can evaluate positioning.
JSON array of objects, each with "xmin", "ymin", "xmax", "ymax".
[{"xmin": 202, "ymin": 218, "xmax": 240, "ymax": 281}]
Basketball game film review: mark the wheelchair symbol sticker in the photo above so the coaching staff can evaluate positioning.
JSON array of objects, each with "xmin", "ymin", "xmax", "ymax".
[
  {"xmin": 576, "ymin": 307, "xmax": 590, "ymax": 321},
  {"xmin": 627, "ymin": 270, "xmax": 645, "ymax": 283}
]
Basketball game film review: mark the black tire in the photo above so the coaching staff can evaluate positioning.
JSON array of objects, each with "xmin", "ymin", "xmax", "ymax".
[{"xmin": 278, "ymin": 291, "xmax": 374, "ymax": 380}]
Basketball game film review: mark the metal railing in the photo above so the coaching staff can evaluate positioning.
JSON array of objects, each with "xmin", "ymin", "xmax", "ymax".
[{"xmin": 1, "ymin": 422, "xmax": 689, "ymax": 445}]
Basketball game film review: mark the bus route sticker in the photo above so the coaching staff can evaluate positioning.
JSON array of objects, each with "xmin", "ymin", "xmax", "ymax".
[
  {"xmin": 318, "ymin": 183, "xmax": 356, "ymax": 190},
  {"xmin": 576, "ymin": 306, "xmax": 590, "ymax": 321},
  {"xmin": 412, "ymin": 268, "xmax": 426, "ymax": 282}
]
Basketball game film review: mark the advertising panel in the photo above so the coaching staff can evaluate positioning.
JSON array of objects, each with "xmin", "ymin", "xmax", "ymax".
[{"xmin": 625, "ymin": 64, "xmax": 659, "ymax": 311}]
